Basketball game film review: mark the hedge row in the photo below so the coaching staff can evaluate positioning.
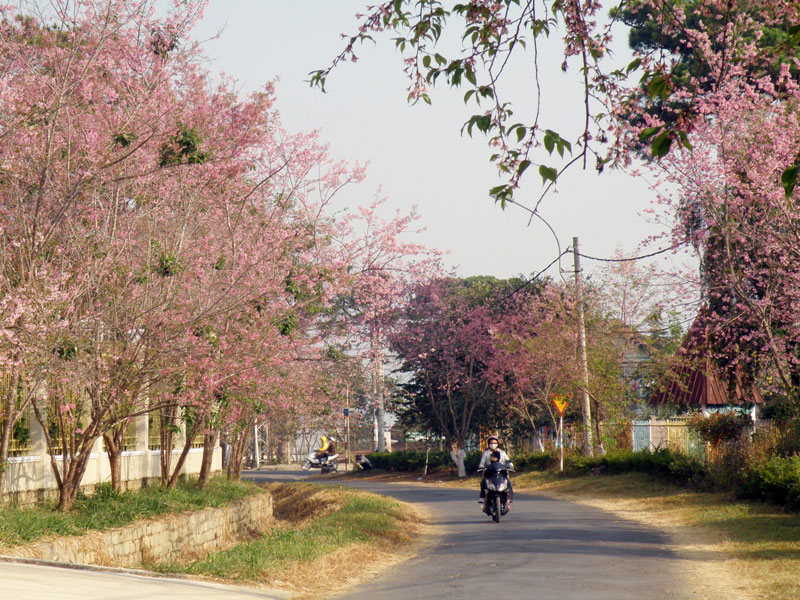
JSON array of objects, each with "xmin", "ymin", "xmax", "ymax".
[
  {"xmin": 564, "ymin": 450, "xmax": 800, "ymax": 510},
  {"xmin": 365, "ymin": 449, "xmax": 552, "ymax": 474},
  {"xmin": 562, "ymin": 448, "xmax": 707, "ymax": 485},
  {"xmin": 366, "ymin": 450, "xmax": 463, "ymax": 472},
  {"xmin": 566, "ymin": 450, "xmax": 800, "ymax": 510},
  {"xmin": 739, "ymin": 456, "xmax": 800, "ymax": 510},
  {"xmin": 365, "ymin": 448, "xmax": 800, "ymax": 511}
]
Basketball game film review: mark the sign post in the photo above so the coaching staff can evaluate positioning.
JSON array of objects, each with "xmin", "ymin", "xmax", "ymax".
[{"xmin": 551, "ymin": 394, "xmax": 571, "ymax": 472}]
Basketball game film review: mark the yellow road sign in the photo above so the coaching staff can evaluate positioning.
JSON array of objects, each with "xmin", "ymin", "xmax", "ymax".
[{"xmin": 552, "ymin": 394, "xmax": 570, "ymax": 416}]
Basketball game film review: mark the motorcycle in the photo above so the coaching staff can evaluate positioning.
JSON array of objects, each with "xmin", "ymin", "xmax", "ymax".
[
  {"xmin": 478, "ymin": 463, "xmax": 514, "ymax": 523},
  {"xmin": 301, "ymin": 451, "xmax": 339, "ymax": 474}
]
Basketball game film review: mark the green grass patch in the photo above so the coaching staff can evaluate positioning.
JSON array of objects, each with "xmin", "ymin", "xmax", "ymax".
[
  {"xmin": 153, "ymin": 484, "xmax": 407, "ymax": 582},
  {"xmin": 0, "ymin": 477, "xmax": 263, "ymax": 547}
]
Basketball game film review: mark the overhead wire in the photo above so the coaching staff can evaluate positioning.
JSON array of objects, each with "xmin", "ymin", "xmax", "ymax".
[
  {"xmin": 500, "ymin": 195, "xmax": 695, "ymax": 321},
  {"xmin": 575, "ymin": 242, "xmax": 688, "ymax": 263},
  {"xmin": 495, "ymin": 249, "xmax": 571, "ymax": 305}
]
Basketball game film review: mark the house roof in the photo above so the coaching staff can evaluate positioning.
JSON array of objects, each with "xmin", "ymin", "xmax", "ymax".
[{"xmin": 649, "ymin": 313, "xmax": 764, "ymax": 406}]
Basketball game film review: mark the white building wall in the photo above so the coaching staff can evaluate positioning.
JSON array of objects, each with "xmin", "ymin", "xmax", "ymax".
[{"xmin": 3, "ymin": 415, "xmax": 221, "ymax": 504}]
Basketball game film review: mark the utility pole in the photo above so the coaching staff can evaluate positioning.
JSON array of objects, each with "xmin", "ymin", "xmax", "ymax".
[
  {"xmin": 374, "ymin": 354, "xmax": 385, "ymax": 452},
  {"xmin": 345, "ymin": 384, "xmax": 351, "ymax": 471},
  {"xmin": 573, "ymin": 237, "xmax": 594, "ymax": 457},
  {"xmin": 253, "ymin": 422, "xmax": 260, "ymax": 469}
]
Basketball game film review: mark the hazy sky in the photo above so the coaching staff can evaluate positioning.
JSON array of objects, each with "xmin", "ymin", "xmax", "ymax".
[{"xmin": 191, "ymin": 1, "xmax": 681, "ymax": 281}]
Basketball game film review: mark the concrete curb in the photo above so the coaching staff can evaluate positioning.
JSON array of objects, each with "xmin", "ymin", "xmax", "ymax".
[
  {"xmin": 242, "ymin": 464, "xmax": 301, "ymax": 472},
  {"xmin": 0, "ymin": 553, "xmax": 183, "ymax": 577}
]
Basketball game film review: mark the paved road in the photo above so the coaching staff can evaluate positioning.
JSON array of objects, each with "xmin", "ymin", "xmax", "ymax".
[
  {"xmin": 0, "ymin": 559, "xmax": 288, "ymax": 599},
  {"xmin": 245, "ymin": 470, "xmax": 691, "ymax": 600},
  {"xmin": 1, "ymin": 469, "xmax": 691, "ymax": 599}
]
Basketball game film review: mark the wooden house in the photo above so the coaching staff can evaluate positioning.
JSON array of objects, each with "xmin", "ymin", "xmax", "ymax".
[{"xmin": 649, "ymin": 313, "xmax": 764, "ymax": 416}]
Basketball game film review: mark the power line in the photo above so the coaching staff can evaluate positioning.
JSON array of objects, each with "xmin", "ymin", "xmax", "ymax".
[
  {"xmin": 576, "ymin": 243, "xmax": 686, "ymax": 263},
  {"xmin": 496, "ymin": 249, "xmax": 570, "ymax": 304},
  {"xmin": 632, "ymin": 314, "xmax": 698, "ymax": 335}
]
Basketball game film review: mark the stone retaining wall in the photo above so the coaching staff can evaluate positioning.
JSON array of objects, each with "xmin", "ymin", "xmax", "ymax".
[{"xmin": 2, "ymin": 492, "xmax": 273, "ymax": 568}]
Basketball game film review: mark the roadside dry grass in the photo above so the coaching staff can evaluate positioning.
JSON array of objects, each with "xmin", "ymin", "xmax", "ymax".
[
  {"xmin": 376, "ymin": 469, "xmax": 798, "ymax": 600},
  {"xmin": 152, "ymin": 482, "xmax": 433, "ymax": 599}
]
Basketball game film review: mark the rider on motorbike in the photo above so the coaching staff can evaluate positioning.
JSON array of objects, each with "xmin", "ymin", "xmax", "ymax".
[
  {"xmin": 478, "ymin": 436, "xmax": 514, "ymax": 509},
  {"xmin": 315, "ymin": 435, "xmax": 336, "ymax": 463}
]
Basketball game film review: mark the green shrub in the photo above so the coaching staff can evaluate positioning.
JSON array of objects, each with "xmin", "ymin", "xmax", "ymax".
[
  {"xmin": 667, "ymin": 452, "xmax": 707, "ymax": 485},
  {"xmin": 365, "ymin": 449, "xmax": 484, "ymax": 473},
  {"xmin": 464, "ymin": 450, "xmax": 482, "ymax": 474},
  {"xmin": 688, "ymin": 412, "xmax": 749, "ymax": 446},
  {"xmin": 366, "ymin": 449, "xmax": 453, "ymax": 472},
  {"xmin": 739, "ymin": 456, "xmax": 800, "ymax": 510},
  {"xmin": 513, "ymin": 452, "xmax": 557, "ymax": 472},
  {"xmin": 760, "ymin": 395, "xmax": 798, "ymax": 424},
  {"xmin": 560, "ymin": 448, "xmax": 706, "ymax": 485}
]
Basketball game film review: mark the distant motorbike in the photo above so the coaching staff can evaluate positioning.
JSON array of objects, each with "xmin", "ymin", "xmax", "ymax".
[
  {"xmin": 301, "ymin": 451, "xmax": 339, "ymax": 474},
  {"xmin": 478, "ymin": 464, "xmax": 514, "ymax": 523}
]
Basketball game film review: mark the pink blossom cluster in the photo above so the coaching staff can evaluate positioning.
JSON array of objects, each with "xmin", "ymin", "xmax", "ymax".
[{"xmin": 0, "ymin": 0, "xmax": 441, "ymax": 507}]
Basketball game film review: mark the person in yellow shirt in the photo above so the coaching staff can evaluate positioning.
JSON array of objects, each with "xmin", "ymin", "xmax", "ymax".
[{"xmin": 315, "ymin": 435, "xmax": 335, "ymax": 462}]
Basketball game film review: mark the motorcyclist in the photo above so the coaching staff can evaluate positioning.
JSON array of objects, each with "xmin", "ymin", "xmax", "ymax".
[
  {"xmin": 478, "ymin": 435, "xmax": 514, "ymax": 508},
  {"xmin": 315, "ymin": 435, "xmax": 336, "ymax": 463}
]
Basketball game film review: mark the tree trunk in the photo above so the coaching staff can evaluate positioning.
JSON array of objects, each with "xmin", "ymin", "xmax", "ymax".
[
  {"xmin": 31, "ymin": 398, "xmax": 97, "ymax": 512},
  {"xmin": 166, "ymin": 422, "xmax": 200, "ymax": 490},
  {"xmin": 159, "ymin": 406, "xmax": 177, "ymax": 487},
  {"xmin": 103, "ymin": 428, "xmax": 124, "ymax": 492},
  {"xmin": 226, "ymin": 424, "xmax": 252, "ymax": 480},
  {"xmin": 197, "ymin": 429, "xmax": 218, "ymax": 489},
  {"xmin": 58, "ymin": 479, "xmax": 79, "ymax": 512},
  {"xmin": 106, "ymin": 445, "xmax": 122, "ymax": 492},
  {"xmin": 220, "ymin": 431, "xmax": 230, "ymax": 470},
  {"xmin": 593, "ymin": 399, "xmax": 605, "ymax": 455},
  {"xmin": 450, "ymin": 447, "xmax": 466, "ymax": 477},
  {"xmin": 0, "ymin": 399, "xmax": 14, "ymax": 504},
  {"xmin": 56, "ymin": 447, "xmax": 93, "ymax": 511}
]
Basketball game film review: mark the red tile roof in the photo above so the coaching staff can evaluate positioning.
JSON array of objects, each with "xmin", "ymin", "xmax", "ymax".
[{"xmin": 649, "ymin": 314, "xmax": 764, "ymax": 406}]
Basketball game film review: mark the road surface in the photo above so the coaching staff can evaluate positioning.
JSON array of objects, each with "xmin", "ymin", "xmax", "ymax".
[
  {"xmin": 245, "ymin": 469, "xmax": 691, "ymax": 599},
  {"xmin": 0, "ymin": 559, "xmax": 288, "ymax": 599},
  {"xmin": 0, "ymin": 469, "xmax": 691, "ymax": 599}
]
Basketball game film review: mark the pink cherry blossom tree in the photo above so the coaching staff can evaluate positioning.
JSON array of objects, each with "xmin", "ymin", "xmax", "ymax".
[
  {"xmin": 0, "ymin": 0, "xmax": 217, "ymax": 507},
  {"xmin": 489, "ymin": 288, "xmax": 581, "ymax": 450},
  {"xmin": 640, "ymin": 69, "xmax": 800, "ymax": 402},
  {"xmin": 390, "ymin": 277, "xmax": 510, "ymax": 476}
]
